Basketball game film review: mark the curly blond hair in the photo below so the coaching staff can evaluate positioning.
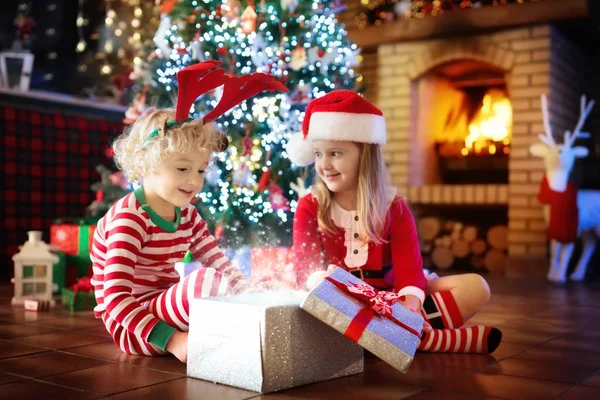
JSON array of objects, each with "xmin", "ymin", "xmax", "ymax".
[{"xmin": 112, "ymin": 109, "xmax": 227, "ymax": 182}]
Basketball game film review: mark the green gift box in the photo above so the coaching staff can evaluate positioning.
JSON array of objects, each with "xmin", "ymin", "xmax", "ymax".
[{"xmin": 61, "ymin": 288, "xmax": 97, "ymax": 312}]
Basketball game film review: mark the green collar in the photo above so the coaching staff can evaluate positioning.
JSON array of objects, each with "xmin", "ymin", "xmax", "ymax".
[{"xmin": 134, "ymin": 186, "xmax": 181, "ymax": 232}]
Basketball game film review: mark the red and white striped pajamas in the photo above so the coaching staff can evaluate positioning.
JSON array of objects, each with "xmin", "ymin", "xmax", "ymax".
[{"xmin": 90, "ymin": 193, "xmax": 248, "ymax": 355}]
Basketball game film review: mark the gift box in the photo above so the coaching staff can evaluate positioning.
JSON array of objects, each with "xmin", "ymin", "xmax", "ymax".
[
  {"xmin": 251, "ymin": 247, "xmax": 296, "ymax": 289},
  {"xmin": 188, "ymin": 291, "xmax": 364, "ymax": 393},
  {"xmin": 24, "ymin": 299, "xmax": 51, "ymax": 312},
  {"xmin": 300, "ymin": 267, "xmax": 424, "ymax": 374},
  {"xmin": 61, "ymin": 277, "xmax": 97, "ymax": 312},
  {"xmin": 174, "ymin": 251, "xmax": 204, "ymax": 281},
  {"xmin": 50, "ymin": 218, "xmax": 97, "ymax": 278}
]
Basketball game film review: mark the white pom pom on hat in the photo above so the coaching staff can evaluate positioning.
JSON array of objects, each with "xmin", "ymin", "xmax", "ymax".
[{"xmin": 286, "ymin": 90, "xmax": 386, "ymax": 167}]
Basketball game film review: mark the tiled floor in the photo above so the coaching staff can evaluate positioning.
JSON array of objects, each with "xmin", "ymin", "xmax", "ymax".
[{"xmin": 1, "ymin": 277, "xmax": 599, "ymax": 400}]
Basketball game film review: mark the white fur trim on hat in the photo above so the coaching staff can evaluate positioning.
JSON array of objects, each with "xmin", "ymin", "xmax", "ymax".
[
  {"xmin": 287, "ymin": 131, "xmax": 315, "ymax": 166},
  {"xmin": 308, "ymin": 112, "xmax": 386, "ymax": 145}
]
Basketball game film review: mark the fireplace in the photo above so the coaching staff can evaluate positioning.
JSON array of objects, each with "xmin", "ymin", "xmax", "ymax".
[
  {"xmin": 413, "ymin": 60, "xmax": 512, "ymax": 185},
  {"xmin": 370, "ymin": 23, "xmax": 596, "ymax": 274}
]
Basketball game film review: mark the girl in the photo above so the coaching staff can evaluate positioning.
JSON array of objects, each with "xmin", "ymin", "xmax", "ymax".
[
  {"xmin": 90, "ymin": 61, "xmax": 287, "ymax": 362},
  {"xmin": 288, "ymin": 90, "xmax": 502, "ymax": 354}
]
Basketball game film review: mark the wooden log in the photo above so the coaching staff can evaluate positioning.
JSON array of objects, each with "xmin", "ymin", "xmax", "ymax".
[
  {"xmin": 471, "ymin": 255, "xmax": 485, "ymax": 270},
  {"xmin": 487, "ymin": 225, "xmax": 508, "ymax": 250},
  {"xmin": 432, "ymin": 247, "xmax": 454, "ymax": 269},
  {"xmin": 484, "ymin": 249, "xmax": 507, "ymax": 274},
  {"xmin": 451, "ymin": 239, "xmax": 470, "ymax": 258},
  {"xmin": 462, "ymin": 226, "xmax": 478, "ymax": 243},
  {"xmin": 441, "ymin": 235, "xmax": 453, "ymax": 248},
  {"xmin": 420, "ymin": 240, "xmax": 433, "ymax": 253},
  {"xmin": 418, "ymin": 217, "xmax": 441, "ymax": 241},
  {"xmin": 471, "ymin": 239, "xmax": 487, "ymax": 255}
]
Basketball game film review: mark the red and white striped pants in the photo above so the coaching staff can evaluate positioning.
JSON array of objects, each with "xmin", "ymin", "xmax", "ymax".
[{"xmin": 101, "ymin": 267, "xmax": 232, "ymax": 356}]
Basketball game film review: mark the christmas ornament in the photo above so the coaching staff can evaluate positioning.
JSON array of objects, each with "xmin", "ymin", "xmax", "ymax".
[
  {"xmin": 289, "ymin": 47, "xmax": 308, "ymax": 71},
  {"xmin": 232, "ymin": 163, "xmax": 253, "ymax": 187},
  {"xmin": 241, "ymin": 5, "xmax": 257, "ymax": 34},
  {"xmin": 307, "ymin": 47, "xmax": 334, "ymax": 74},
  {"xmin": 289, "ymin": 81, "xmax": 311, "ymax": 105},
  {"xmin": 268, "ymin": 182, "xmax": 290, "ymax": 211}
]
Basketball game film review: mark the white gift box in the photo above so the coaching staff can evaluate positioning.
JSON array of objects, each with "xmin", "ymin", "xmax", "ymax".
[{"xmin": 188, "ymin": 290, "xmax": 364, "ymax": 393}]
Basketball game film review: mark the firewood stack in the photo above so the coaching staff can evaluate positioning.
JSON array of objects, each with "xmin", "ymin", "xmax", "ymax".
[{"xmin": 418, "ymin": 217, "xmax": 508, "ymax": 274}]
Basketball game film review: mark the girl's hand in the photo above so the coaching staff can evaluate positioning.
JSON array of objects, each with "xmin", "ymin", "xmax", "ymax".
[
  {"xmin": 306, "ymin": 265, "xmax": 339, "ymax": 290},
  {"xmin": 165, "ymin": 330, "xmax": 189, "ymax": 363},
  {"xmin": 397, "ymin": 294, "xmax": 432, "ymax": 334}
]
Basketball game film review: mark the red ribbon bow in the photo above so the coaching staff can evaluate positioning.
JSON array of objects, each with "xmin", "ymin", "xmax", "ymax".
[
  {"xmin": 324, "ymin": 276, "xmax": 420, "ymax": 343},
  {"xmin": 71, "ymin": 276, "xmax": 93, "ymax": 292}
]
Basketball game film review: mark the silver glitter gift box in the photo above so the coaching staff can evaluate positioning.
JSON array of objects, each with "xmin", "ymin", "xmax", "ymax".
[
  {"xmin": 300, "ymin": 268, "xmax": 424, "ymax": 373},
  {"xmin": 187, "ymin": 290, "xmax": 364, "ymax": 393}
]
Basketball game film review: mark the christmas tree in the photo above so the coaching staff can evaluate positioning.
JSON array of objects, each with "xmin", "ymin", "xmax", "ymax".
[{"xmin": 128, "ymin": 0, "xmax": 361, "ymax": 249}]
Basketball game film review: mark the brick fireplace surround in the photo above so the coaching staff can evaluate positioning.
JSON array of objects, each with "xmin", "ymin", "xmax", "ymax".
[{"xmin": 367, "ymin": 23, "xmax": 593, "ymax": 275}]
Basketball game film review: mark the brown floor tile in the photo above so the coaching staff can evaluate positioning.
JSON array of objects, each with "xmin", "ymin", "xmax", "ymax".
[
  {"xmin": 0, "ymin": 372, "xmax": 26, "ymax": 385},
  {"xmin": 363, "ymin": 357, "xmax": 466, "ymax": 388},
  {"xmin": 255, "ymin": 373, "xmax": 422, "ymax": 399},
  {"xmin": 542, "ymin": 336, "xmax": 600, "ymax": 353},
  {"xmin": 480, "ymin": 358, "xmax": 598, "ymax": 384},
  {"xmin": 498, "ymin": 318, "xmax": 577, "ymax": 335},
  {"xmin": 0, "ymin": 350, "xmax": 112, "ymax": 378},
  {"xmin": 62, "ymin": 342, "xmax": 130, "ymax": 363},
  {"xmin": 11, "ymin": 330, "xmax": 111, "ymax": 350},
  {"xmin": 0, "ymin": 379, "xmax": 100, "ymax": 399},
  {"xmin": 0, "ymin": 339, "xmax": 48, "ymax": 359},
  {"xmin": 414, "ymin": 352, "xmax": 497, "ymax": 371},
  {"xmin": 108, "ymin": 377, "xmax": 257, "ymax": 400},
  {"xmin": 0, "ymin": 322, "xmax": 63, "ymax": 339},
  {"xmin": 487, "ymin": 341, "xmax": 531, "ymax": 359},
  {"xmin": 29, "ymin": 314, "xmax": 101, "ymax": 330},
  {"xmin": 580, "ymin": 372, "xmax": 600, "ymax": 388},
  {"xmin": 80, "ymin": 325, "xmax": 112, "ymax": 338},
  {"xmin": 498, "ymin": 327, "xmax": 558, "ymax": 345},
  {"xmin": 556, "ymin": 386, "xmax": 600, "ymax": 400},
  {"xmin": 514, "ymin": 346, "xmax": 600, "ymax": 368},
  {"xmin": 40, "ymin": 363, "xmax": 181, "ymax": 396},
  {"xmin": 404, "ymin": 389, "xmax": 500, "ymax": 399},
  {"xmin": 437, "ymin": 371, "xmax": 572, "ymax": 399},
  {"xmin": 63, "ymin": 341, "xmax": 187, "ymax": 374}
]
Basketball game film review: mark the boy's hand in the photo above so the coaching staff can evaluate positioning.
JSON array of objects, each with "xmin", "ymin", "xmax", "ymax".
[{"xmin": 165, "ymin": 331, "xmax": 188, "ymax": 363}]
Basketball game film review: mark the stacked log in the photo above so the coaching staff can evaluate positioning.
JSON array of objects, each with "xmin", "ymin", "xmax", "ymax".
[{"xmin": 417, "ymin": 218, "xmax": 507, "ymax": 273}]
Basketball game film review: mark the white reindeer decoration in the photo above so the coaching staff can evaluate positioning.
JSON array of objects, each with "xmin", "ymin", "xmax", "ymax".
[{"xmin": 529, "ymin": 94, "xmax": 600, "ymax": 283}]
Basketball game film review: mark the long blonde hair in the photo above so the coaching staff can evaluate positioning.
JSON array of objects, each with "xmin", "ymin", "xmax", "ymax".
[
  {"xmin": 313, "ymin": 143, "xmax": 393, "ymax": 244},
  {"xmin": 112, "ymin": 109, "xmax": 226, "ymax": 182}
]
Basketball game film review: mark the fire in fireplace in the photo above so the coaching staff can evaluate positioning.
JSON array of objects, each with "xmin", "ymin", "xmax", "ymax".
[{"xmin": 412, "ymin": 59, "xmax": 513, "ymax": 185}]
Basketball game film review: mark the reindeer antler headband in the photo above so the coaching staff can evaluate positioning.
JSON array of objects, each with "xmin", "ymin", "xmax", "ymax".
[{"xmin": 143, "ymin": 60, "xmax": 288, "ymax": 145}]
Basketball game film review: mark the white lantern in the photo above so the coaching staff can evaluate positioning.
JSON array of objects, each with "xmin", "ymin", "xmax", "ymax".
[{"xmin": 11, "ymin": 231, "xmax": 58, "ymax": 306}]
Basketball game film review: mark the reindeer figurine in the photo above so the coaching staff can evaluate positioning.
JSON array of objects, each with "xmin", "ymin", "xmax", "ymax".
[{"xmin": 529, "ymin": 94, "xmax": 600, "ymax": 283}]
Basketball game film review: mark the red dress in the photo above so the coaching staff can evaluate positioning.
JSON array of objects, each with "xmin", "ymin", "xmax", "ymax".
[{"xmin": 293, "ymin": 193, "xmax": 427, "ymax": 303}]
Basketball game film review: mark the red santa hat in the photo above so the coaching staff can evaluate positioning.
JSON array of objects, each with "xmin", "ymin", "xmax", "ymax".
[{"xmin": 287, "ymin": 90, "xmax": 386, "ymax": 166}]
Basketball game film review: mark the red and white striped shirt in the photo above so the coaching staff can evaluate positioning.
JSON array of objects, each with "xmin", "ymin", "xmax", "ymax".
[{"xmin": 90, "ymin": 192, "xmax": 248, "ymax": 342}]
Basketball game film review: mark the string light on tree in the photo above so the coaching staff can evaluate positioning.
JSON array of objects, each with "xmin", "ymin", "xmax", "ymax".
[{"xmin": 129, "ymin": 0, "xmax": 360, "ymax": 248}]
